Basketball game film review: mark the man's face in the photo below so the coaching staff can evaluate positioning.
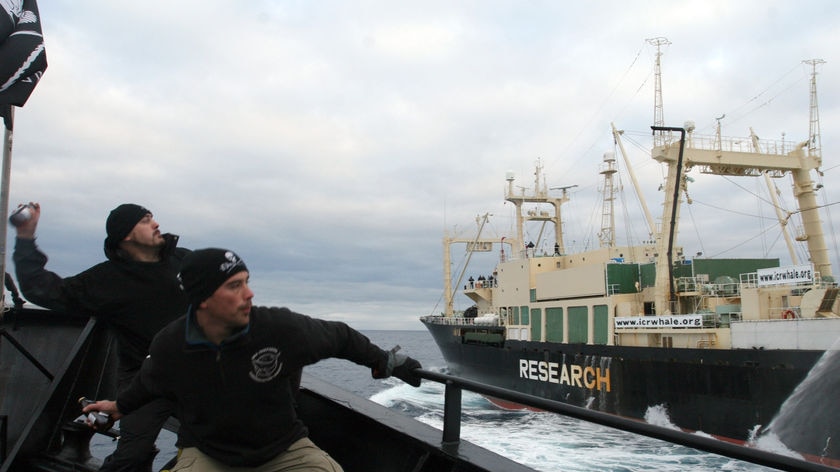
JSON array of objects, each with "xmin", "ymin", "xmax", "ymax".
[
  {"xmin": 202, "ymin": 271, "xmax": 254, "ymax": 328},
  {"xmin": 124, "ymin": 213, "xmax": 164, "ymax": 248}
]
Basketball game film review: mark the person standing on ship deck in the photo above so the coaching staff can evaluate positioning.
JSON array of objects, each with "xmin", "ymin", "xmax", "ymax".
[
  {"xmin": 83, "ymin": 247, "xmax": 423, "ymax": 472},
  {"xmin": 12, "ymin": 202, "xmax": 190, "ymax": 472}
]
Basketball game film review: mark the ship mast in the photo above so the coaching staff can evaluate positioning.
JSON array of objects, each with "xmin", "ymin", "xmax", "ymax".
[
  {"xmin": 647, "ymin": 37, "xmax": 671, "ymax": 148},
  {"xmin": 805, "ymin": 59, "xmax": 825, "ymax": 159},
  {"xmin": 598, "ymin": 152, "xmax": 618, "ymax": 247},
  {"xmin": 505, "ymin": 161, "xmax": 570, "ymax": 255}
]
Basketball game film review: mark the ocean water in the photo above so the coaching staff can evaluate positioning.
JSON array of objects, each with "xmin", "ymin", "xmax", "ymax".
[
  {"xmin": 313, "ymin": 330, "xmax": 781, "ymax": 472},
  {"xmin": 91, "ymin": 330, "xmax": 787, "ymax": 471}
]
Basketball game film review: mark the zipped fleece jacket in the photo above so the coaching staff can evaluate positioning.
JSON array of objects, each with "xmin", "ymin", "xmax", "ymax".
[
  {"xmin": 117, "ymin": 306, "xmax": 389, "ymax": 467},
  {"xmin": 13, "ymin": 234, "xmax": 190, "ymax": 384}
]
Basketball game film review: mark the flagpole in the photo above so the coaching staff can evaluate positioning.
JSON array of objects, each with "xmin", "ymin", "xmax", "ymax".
[
  {"xmin": 0, "ymin": 0, "xmax": 49, "ymax": 314},
  {"xmin": 0, "ymin": 107, "xmax": 14, "ymax": 314}
]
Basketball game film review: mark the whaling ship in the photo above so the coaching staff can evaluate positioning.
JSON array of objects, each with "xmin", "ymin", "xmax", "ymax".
[{"xmin": 421, "ymin": 44, "xmax": 840, "ymax": 464}]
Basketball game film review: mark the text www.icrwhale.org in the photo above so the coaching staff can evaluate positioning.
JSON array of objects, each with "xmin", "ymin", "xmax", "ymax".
[{"xmin": 614, "ymin": 314, "xmax": 703, "ymax": 328}]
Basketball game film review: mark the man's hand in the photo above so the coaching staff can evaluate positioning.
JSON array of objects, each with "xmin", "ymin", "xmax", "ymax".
[
  {"xmin": 81, "ymin": 399, "xmax": 122, "ymax": 430},
  {"xmin": 391, "ymin": 355, "xmax": 422, "ymax": 387},
  {"xmin": 372, "ymin": 346, "xmax": 422, "ymax": 387},
  {"xmin": 12, "ymin": 202, "xmax": 40, "ymax": 239}
]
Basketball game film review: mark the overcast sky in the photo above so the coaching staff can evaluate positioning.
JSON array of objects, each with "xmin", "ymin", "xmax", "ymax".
[{"xmin": 4, "ymin": 0, "xmax": 839, "ymax": 330}]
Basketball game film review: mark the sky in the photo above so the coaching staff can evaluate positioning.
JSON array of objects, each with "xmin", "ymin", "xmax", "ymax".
[{"xmin": 3, "ymin": 0, "xmax": 840, "ymax": 330}]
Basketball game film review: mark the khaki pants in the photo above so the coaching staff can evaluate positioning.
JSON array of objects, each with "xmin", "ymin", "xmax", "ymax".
[{"xmin": 169, "ymin": 437, "xmax": 343, "ymax": 472}]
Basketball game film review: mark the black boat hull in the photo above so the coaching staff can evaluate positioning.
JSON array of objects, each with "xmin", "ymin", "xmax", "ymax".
[
  {"xmin": 1, "ymin": 308, "xmax": 535, "ymax": 472},
  {"xmin": 422, "ymin": 319, "xmax": 823, "ymax": 444}
]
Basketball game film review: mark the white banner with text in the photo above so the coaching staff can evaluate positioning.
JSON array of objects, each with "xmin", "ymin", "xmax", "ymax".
[{"xmin": 614, "ymin": 314, "xmax": 704, "ymax": 329}]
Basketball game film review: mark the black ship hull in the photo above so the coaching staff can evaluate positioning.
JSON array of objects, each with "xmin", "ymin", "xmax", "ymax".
[{"xmin": 422, "ymin": 318, "xmax": 823, "ymax": 444}]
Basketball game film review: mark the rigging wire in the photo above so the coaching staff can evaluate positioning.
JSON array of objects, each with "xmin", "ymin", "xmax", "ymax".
[
  {"xmin": 690, "ymin": 193, "xmax": 840, "ymax": 260},
  {"xmin": 724, "ymin": 64, "xmax": 801, "ymax": 121},
  {"xmin": 547, "ymin": 43, "xmax": 647, "ymax": 176},
  {"xmin": 693, "ymin": 64, "xmax": 806, "ymax": 134},
  {"xmin": 704, "ymin": 219, "xmax": 785, "ymax": 259},
  {"xmin": 618, "ymin": 168, "xmax": 647, "ymax": 248},
  {"xmin": 614, "ymin": 164, "xmax": 632, "ymax": 246},
  {"xmin": 684, "ymin": 196, "xmax": 706, "ymax": 258},
  {"xmin": 816, "ymin": 169, "xmax": 840, "ymax": 275},
  {"xmin": 756, "ymin": 177, "xmax": 768, "ymax": 257},
  {"xmin": 690, "ymin": 198, "xmax": 781, "ymax": 221}
]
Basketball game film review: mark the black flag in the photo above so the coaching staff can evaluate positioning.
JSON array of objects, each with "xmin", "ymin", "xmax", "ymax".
[{"xmin": 0, "ymin": 0, "xmax": 47, "ymax": 131}]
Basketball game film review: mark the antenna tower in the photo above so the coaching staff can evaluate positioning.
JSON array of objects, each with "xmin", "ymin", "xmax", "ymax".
[
  {"xmin": 647, "ymin": 37, "xmax": 671, "ymax": 146},
  {"xmin": 803, "ymin": 59, "xmax": 825, "ymax": 158}
]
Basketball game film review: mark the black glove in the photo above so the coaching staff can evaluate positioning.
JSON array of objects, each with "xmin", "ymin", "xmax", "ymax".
[{"xmin": 372, "ymin": 346, "xmax": 422, "ymax": 387}]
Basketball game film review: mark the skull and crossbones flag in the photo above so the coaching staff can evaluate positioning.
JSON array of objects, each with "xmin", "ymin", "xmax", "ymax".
[{"xmin": 0, "ymin": 0, "xmax": 47, "ymax": 130}]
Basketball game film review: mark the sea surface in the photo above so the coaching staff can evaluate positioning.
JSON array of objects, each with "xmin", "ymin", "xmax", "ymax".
[{"xmin": 92, "ymin": 330, "xmax": 787, "ymax": 471}]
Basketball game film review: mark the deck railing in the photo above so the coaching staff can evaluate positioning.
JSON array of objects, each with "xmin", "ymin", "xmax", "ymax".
[
  {"xmin": 420, "ymin": 315, "xmax": 503, "ymax": 327},
  {"xmin": 414, "ymin": 369, "xmax": 836, "ymax": 472}
]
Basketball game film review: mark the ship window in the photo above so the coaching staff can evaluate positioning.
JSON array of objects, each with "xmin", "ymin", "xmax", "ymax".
[{"xmin": 663, "ymin": 336, "xmax": 673, "ymax": 348}]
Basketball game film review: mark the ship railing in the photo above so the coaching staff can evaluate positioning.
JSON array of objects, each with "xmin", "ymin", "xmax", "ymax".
[
  {"xmin": 675, "ymin": 276, "xmax": 743, "ymax": 298},
  {"xmin": 414, "ymin": 369, "xmax": 836, "ymax": 472},
  {"xmin": 676, "ymin": 132, "xmax": 797, "ymax": 156},
  {"xmin": 420, "ymin": 315, "xmax": 503, "ymax": 327},
  {"xmin": 701, "ymin": 313, "xmax": 718, "ymax": 328},
  {"xmin": 699, "ymin": 312, "xmax": 744, "ymax": 328},
  {"xmin": 739, "ymin": 270, "xmax": 831, "ymax": 290}
]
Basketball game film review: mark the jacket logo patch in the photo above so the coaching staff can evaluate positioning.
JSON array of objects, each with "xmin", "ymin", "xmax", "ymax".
[{"xmin": 250, "ymin": 347, "xmax": 282, "ymax": 382}]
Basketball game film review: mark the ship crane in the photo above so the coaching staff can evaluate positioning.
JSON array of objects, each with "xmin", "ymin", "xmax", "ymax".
[
  {"xmin": 644, "ymin": 38, "xmax": 830, "ymax": 315},
  {"xmin": 442, "ymin": 213, "xmax": 513, "ymax": 317},
  {"xmin": 653, "ymin": 127, "xmax": 830, "ymax": 312},
  {"xmin": 750, "ymin": 127, "xmax": 800, "ymax": 265},
  {"xmin": 612, "ymin": 123, "xmax": 658, "ymax": 241}
]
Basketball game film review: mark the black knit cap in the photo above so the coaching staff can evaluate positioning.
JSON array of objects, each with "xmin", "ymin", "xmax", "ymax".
[
  {"xmin": 104, "ymin": 203, "xmax": 151, "ymax": 250},
  {"xmin": 179, "ymin": 248, "xmax": 249, "ymax": 306}
]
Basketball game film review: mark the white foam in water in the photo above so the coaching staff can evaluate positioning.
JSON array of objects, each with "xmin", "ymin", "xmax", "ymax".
[
  {"xmin": 750, "ymin": 431, "xmax": 804, "ymax": 460},
  {"xmin": 371, "ymin": 383, "xmax": 779, "ymax": 471},
  {"xmin": 643, "ymin": 404, "xmax": 680, "ymax": 430}
]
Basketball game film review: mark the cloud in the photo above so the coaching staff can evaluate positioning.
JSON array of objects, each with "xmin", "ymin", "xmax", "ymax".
[{"xmin": 4, "ymin": 0, "xmax": 840, "ymax": 329}]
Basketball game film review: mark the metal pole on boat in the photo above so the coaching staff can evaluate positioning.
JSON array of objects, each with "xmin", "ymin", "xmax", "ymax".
[
  {"xmin": 0, "ymin": 109, "xmax": 14, "ymax": 315},
  {"xmin": 651, "ymin": 126, "xmax": 686, "ymax": 307},
  {"xmin": 441, "ymin": 380, "xmax": 462, "ymax": 447}
]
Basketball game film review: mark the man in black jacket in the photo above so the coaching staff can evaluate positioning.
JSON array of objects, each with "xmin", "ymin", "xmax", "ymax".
[
  {"xmin": 13, "ymin": 202, "xmax": 190, "ymax": 471},
  {"xmin": 84, "ymin": 248, "xmax": 422, "ymax": 471}
]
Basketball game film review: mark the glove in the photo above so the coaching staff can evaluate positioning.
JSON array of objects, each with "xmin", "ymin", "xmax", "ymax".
[
  {"xmin": 372, "ymin": 345, "xmax": 422, "ymax": 387},
  {"xmin": 393, "ymin": 355, "xmax": 422, "ymax": 387}
]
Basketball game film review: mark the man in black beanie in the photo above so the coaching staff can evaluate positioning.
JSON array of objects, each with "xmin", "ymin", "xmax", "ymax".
[
  {"xmin": 84, "ymin": 248, "xmax": 422, "ymax": 471},
  {"xmin": 12, "ymin": 202, "xmax": 190, "ymax": 472}
]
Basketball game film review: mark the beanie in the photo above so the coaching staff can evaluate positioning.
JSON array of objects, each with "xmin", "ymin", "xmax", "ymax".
[
  {"xmin": 104, "ymin": 204, "xmax": 150, "ymax": 250},
  {"xmin": 179, "ymin": 248, "xmax": 249, "ymax": 306}
]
